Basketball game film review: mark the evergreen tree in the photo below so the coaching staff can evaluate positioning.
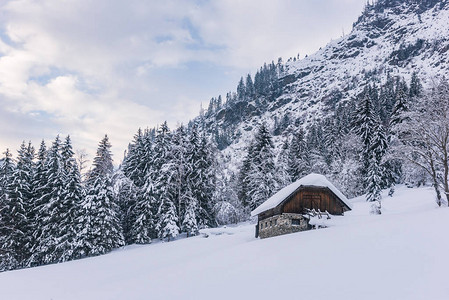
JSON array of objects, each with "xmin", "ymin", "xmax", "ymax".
[
  {"xmin": 57, "ymin": 136, "xmax": 84, "ymax": 262},
  {"xmin": 379, "ymin": 74, "xmax": 397, "ymax": 125},
  {"xmin": 390, "ymin": 80, "xmax": 410, "ymax": 127},
  {"xmin": 148, "ymin": 122, "xmax": 174, "ymax": 236},
  {"xmin": 122, "ymin": 128, "xmax": 143, "ymax": 185},
  {"xmin": 0, "ymin": 149, "xmax": 18, "ymax": 271},
  {"xmin": 237, "ymin": 143, "xmax": 254, "ymax": 209},
  {"xmin": 237, "ymin": 77, "xmax": 246, "ymax": 101},
  {"xmin": 155, "ymin": 158, "xmax": 179, "ymax": 240},
  {"xmin": 366, "ymin": 123, "xmax": 388, "ymax": 207},
  {"xmin": 87, "ymin": 135, "xmax": 114, "ymax": 183},
  {"xmin": 130, "ymin": 189, "xmax": 156, "ymax": 244},
  {"xmin": 7, "ymin": 142, "xmax": 35, "ymax": 265},
  {"xmin": 158, "ymin": 192, "xmax": 179, "ymax": 242},
  {"xmin": 29, "ymin": 136, "xmax": 67, "ymax": 265},
  {"xmin": 245, "ymin": 74, "xmax": 255, "ymax": 99},
  {"xmin": 181, "ymin": 189, "xmax": 198, "ymax": 237},
  {"xmin": 29, "ymin": 136, "xmax": 84, "ymax": 264},
  {"xmin": 366, "ymin": 156, "xmax": 382, "ymax": 214},
  {"xmin": 239, "ymin": 123, "xmax": 279, "ymax": 211},
  {"xmin": 353, "ymin": 86, "xmax": 378, "ymax": 176},
  {"xmin": 171, "ymin": 125, "xmax": 189, "ymax": 226},
  {"xmin": 0, "ymin": 148, "xmax": 14, "ymax": 193},
  {"xmin": 287, "ymin": 128, "xmax": 310, "ymax": 181},
  {"xmin": 307, "ymin": 122, "xmax": 329, "ymax": 174},
  {"xmin": 122, "ymin": 128, "xmax": 149, "ymax": 188},
  {"xmin": 77, "ymin": 135, "xmax": 124, "ymax": 257},
  {"xmin": 112, "ymin": 170, "xmax": 139, "ymax": 244},
  {"xmin": 276, "ymin": 138, "xmax": 292, "ymax": 187},
  {"xmin": 27, "ymin": 141, "xmax": 48, "ymax": 267},
  {"xmin": 409, "ymin": 71, "xmax": 422, "ymax": 98},
  {"xmin": 186, "ymin": 127, "xmax": 217, "ymax": 227},
  {"xmin": 124, "ymin": 128, "xmax": 157, "ymax": 244}
]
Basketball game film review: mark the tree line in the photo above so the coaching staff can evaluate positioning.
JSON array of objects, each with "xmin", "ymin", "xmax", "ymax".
[
  {"xmin": 0, "ymin": 123, "xmax": 218, "ymax": 272},
  {"xmin": 0, "ymin": 135, "xmax": 123, "ymax": 271}
]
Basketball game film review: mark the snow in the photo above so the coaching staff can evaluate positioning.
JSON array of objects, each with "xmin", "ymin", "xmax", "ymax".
[
  {"xmin": 219, "ymin": 2, "xmax": 449, "ymax": 175},
  {"xmin": 251, "ymin": 173, "xmax": 350, "ymax": 216},
  {"xmin": 1, "ymin": 185, "xmax": 448, "ymax": 300}
]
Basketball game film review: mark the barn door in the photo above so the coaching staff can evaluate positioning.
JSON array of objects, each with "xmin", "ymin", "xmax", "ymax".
[{"xmin": 303, "ymin": 194, "xmax": 322, "ymax": 211}]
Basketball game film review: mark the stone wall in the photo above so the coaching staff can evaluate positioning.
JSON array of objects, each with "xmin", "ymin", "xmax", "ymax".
[{"xmin": 258, "ymin": 213, "xmax": 309, "ymax": 239}]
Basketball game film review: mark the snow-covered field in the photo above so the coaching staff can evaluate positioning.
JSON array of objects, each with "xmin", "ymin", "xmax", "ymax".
[{"xmin": 1, "ymin": 185, "xmax": 448, "ymax": 300}]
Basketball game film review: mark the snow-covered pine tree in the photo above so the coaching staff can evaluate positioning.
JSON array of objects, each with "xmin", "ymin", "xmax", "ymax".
[
  {"xmin": 119, "ymin": 127, "xmax": 156, "ymax": 244},
  {"xmin": 366, "ymin": 155, "xmax": 382, "ymax": 214},
  {"xmin": 276, "ymin": 138, "xmax": 292, "ymax": 188},
  {"xmin": 287, "ymin": 128, "xmax": 310, "ymax": 181},
  {"xmin": 147, "ymin": 122, "xmax": 175, "ymax": 237},
  {"xmin": 171, "ymin": 125, "xmax": 189, "ymax": 227},
  {"xmin": 129, "ymin": 161, "xmax": 157, "ymax": 244},
  {"xmin": 237, "ymin": 142, "xmax": 254, "ymax": 209},
  {"xmin": 379, "ymin": 73, "xmax": 397, "ymax": 125},
  {"xmin": 29, "ymin": 136, "xmax": 84, "ymax": 264},
  {"xmin": 390, "ymin": 79, "xmax": 410, "ymax": 128},
  {"xmin": 158, "ymin": 189, "xmax": 179, "ymax": 242},
  {"xmin": 5, "ymin": 142, "xmax": 35, "ymax": 266},
  {"xmin": 28, "ymin": 136, "xmax": 67, "ymax": 265},
  {"xmin": 181, "ymin": 189, "xmax": 198, "ymax": 237},
  {"xmin": 155, "ymin": 158, "xmax": 180, "ymax": 241},
  {"xmin": 213, "ymin": 158, "xmax": 242, "ymax": 225},
  {"xmin": 237, "ymin": 77, "xmax": 246, "ymax": 101},
  {"xmin": 409, "ymin": 71, "xmax": 422, "ymax": 99},
  {"xmin": 186, "ymin": 127, "xmax": 217, "ymax": 228},
  {"xmin": 0, "ymin": 149, "xmax": 14, "ymax": 193},
  {"xmin": 366, "ymin": 122, "xmax": 388, "ymax": 211},
  {"xmin": 88, "ymin": 135, "xmax": 114, "ymax": 181},
  {"xmin": 112, "ymin": 170, "xmax": 139, "ymax": 244},
  {"xmin": 130, "ymin": 187, "xmax": 156, "ymax": 244},
  {"xmin": 27, "ymin": 141, "xmax": 48, "ymax": 267},
  {"xmin": 22, "ymin": 142, "xmax": 37, "ymax": 252},
  {"xmin": 0, "ymin": 148, "xmax": 18, "ymax": 271},
  {"xmin": 306, "ymin": 122, "xmax": 329, "ymax": 174},
  {"xmin": 353, "ymin": 86, "xmax": 378, "ymax": 177},
  {"xmin": 56, "ymin": 135, "xmax": 85, "ymax": 262},
  {"xmin": 245, "ymin": 74, "xmax": 255, "ymax": 99},
  {"xmin": 77, "ymin": 135, "xmax": 124, "ymax": 257},
  {"xmin": 123, "ymin": 128, "xmax": 146, "ymax": 188},
  {"xmin": 245, "ymin": 123, "xmax": 279, "ymax": 211}
]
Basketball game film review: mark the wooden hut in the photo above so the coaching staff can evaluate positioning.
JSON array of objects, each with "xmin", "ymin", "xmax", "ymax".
[{"xmin": 251, "ymin": 173, "xmax": 351, "ymax": 239}]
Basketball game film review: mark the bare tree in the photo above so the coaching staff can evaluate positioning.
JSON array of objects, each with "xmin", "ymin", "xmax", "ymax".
[
  {"xmin": 75, "ymin": 149, "xmax": 90, "ymax": 182},
  {"xmin": 394, "ymin": 79, "xmax": 449, "ymax": 206}
]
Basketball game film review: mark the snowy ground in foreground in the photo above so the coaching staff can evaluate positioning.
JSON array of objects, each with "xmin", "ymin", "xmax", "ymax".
[{"xmin": 1, "ymin": 186, "xmax": 449, "ymax": 300}]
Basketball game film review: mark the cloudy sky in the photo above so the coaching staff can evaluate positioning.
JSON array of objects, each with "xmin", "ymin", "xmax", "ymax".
[{"xmin": 0, "ymin": 0, "xmax": 366, "ymax": 163}]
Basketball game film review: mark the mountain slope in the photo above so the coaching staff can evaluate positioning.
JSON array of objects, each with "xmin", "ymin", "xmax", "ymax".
[
  {"xmin": 0, "ymin": 186, "xmax": 447, "ymax": 300},
  {"xmin": 203, "ymin": 0, "xmax": 449, "ymax": 170}
]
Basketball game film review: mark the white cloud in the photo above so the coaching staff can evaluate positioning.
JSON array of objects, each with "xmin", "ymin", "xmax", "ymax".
[{"xmin": 0, "ymin": 0, "xmax": 366, "ymax": 160}]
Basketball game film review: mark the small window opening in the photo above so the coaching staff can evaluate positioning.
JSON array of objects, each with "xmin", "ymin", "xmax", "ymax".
[{"xmin": 292, "ymin": 219, "xmax": 301, "ymax": 226}]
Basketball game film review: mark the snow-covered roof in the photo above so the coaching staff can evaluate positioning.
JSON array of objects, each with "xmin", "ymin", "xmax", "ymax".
[{"xmin": 251, "ymin": 173, "xmax": 350, "ymax": 217}]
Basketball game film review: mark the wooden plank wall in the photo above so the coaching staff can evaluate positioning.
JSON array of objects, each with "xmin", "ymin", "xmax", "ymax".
[{"xmin": 282, "ymin": 188, "xmax": 343, "ymax": 215}]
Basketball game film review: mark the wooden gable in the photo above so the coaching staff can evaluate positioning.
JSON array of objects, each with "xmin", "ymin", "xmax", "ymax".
[{"xmin": 282, "ymin": 186, "xmax": 349, "ymax": 215}]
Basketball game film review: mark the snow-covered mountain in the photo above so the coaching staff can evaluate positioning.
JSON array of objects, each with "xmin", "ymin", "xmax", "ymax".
[{"xmin": 199, "ymin": 0, "xmax": 449, "ymax": 166}]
